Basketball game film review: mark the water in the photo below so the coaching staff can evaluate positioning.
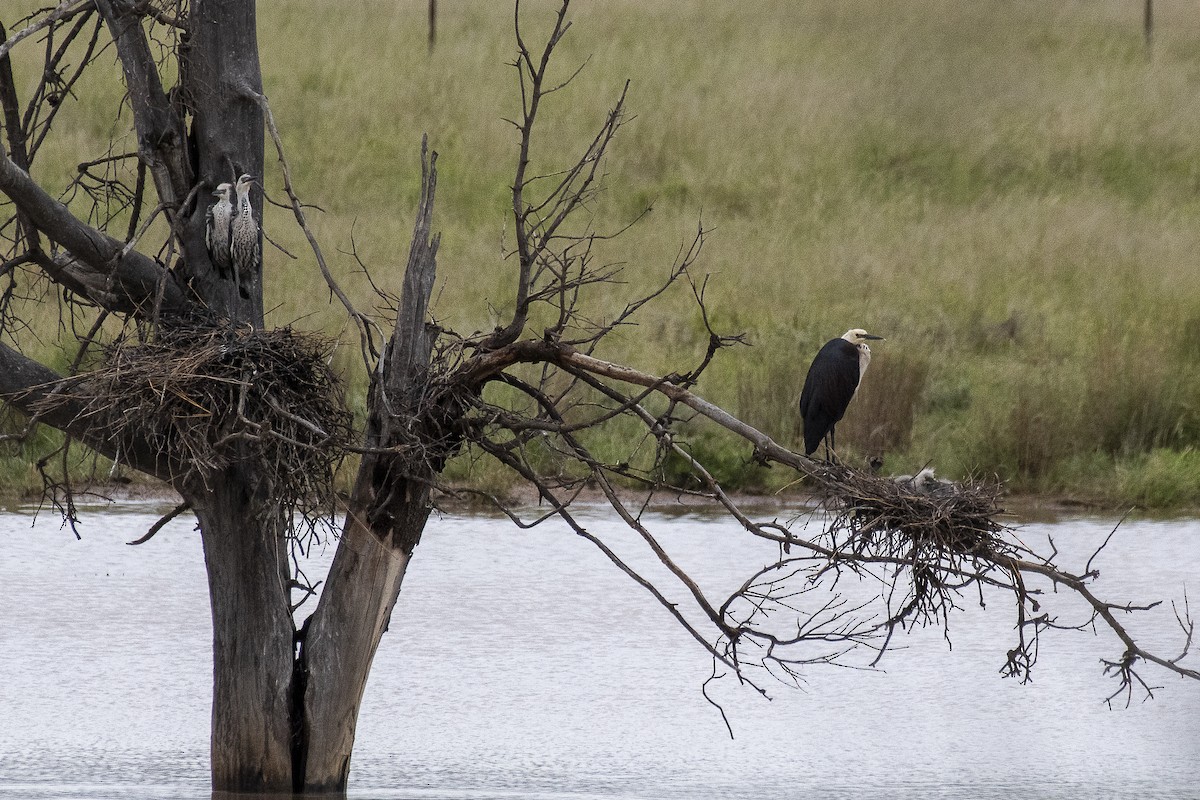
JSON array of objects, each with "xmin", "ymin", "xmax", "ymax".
[{"xmin": 1, "ymin": 503, "xmax": 1198, "ymax": 799}]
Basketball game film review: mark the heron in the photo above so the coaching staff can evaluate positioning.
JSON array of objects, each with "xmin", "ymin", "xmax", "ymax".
[
  {"xmin": 894, "ymin": 467, "xmax": 955, "ymax": 496},
  {"xmin": 204, "ymin": 182, "xmax": 234, "ymax": 279},
  {"xmin": 799, "ymin": 328, "xmax": 884, "ymax": 459},
  {"xmin": 230, "ymin": 173, "xmax": 259, "ymax": 300}
]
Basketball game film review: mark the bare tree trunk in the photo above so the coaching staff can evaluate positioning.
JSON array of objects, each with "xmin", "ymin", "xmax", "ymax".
[
  {"xmin": 170, "ymin": 1, "xmax": 289, "ymax": 789},
  {"xmin": 297, "ymin": 496, "xmax": 421, "ymax": 790},
  {"xmin": 191, "ymin": 476, "xmax": 295, "ymax": 792},
  {"xmin": 294, "ymin": 144, "xmax": 441, "ymax": 792},
  {"xmin": 185, "ymin": 0, "xmax": 266, "ymax": 324},
  {"xmin": 171, "ymin": 2, "xmax": 296, "ymax": 788}
]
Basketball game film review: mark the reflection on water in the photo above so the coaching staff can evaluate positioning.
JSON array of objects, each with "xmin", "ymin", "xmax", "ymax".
[{"xmin": 1, "ymin": 505, "xmax": 1198, "ymax": 799}]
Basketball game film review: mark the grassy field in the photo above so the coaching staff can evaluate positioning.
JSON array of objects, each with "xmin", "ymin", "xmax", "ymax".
[{"xmin": 5, "ymin": 0, "xmax": 1200, "ymax": 507}]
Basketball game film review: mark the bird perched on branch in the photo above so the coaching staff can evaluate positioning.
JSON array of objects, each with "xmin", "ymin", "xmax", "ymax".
[
  {"xmin": 230, "ymin": 173, "xmax": 260, "ymax": 300},
  {"xmin": 799, "ymin": 328, "xmax": 884, "ymax": 459},
  {"xmin": 204, "ymin": 182, "xmax": 233, "ymax": 279}
]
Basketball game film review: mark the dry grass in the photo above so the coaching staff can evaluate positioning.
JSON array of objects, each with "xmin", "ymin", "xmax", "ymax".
[{"xmin": 5, "ymin": 0, "xmax": 1200, "ymax": 504}]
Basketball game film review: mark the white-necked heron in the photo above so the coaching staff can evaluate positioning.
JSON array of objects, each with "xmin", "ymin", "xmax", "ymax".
[{"xmin": 799, "ymin": 328, "xmax": 883, "ymax": 459}]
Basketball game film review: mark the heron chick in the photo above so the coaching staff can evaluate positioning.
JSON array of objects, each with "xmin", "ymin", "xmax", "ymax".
[
  {"xmin": 894, "ymin": 467, "xmax": 956, "ymax": 496},
  {"xmin": 204, "ymin": 182, "xmax": 234, "ymax": 279},
  {"xmin": 230, "ymin": 173, "xmax": 260, "ymax": 301},
  {"xmin": 799, "ymin": 328, "xmax": 884, "ymax": 459}
]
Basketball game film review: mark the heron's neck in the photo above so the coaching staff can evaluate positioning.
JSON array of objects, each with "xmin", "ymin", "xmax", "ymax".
[{"xmin": 858, "ymin": 344, "xmax": 872, "ymax": 379}]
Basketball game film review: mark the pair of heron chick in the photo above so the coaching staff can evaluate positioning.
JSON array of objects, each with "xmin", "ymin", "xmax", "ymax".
[
  {"xmin": 799, "ymin": 327, "xmax": 884, "ymax": 460},
  {"xmin": 205, "ymin": 174, "xmax": 260, "ymax": 300}
]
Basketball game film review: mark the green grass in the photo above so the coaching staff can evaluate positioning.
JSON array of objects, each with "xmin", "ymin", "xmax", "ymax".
[{"xmin": 5, "ymin": 0, "xmax": 1200, "ymax": 508}]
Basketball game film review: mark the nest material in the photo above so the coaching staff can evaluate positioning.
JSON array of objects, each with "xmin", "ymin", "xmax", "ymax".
[
  {"xmin": 816, "ymin": 464, "xmax": 1010, "ymax": 559},
  {"xmin": 41, "ymin": 325, "xmax": 353, "ymax": 518},
  {"xmin": 804, "ymin": 463, "xmax": 1019, "ymax": 634}
]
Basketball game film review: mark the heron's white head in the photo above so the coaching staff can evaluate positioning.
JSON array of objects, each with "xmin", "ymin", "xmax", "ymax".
[
  {"xmin": 841, "ymin": 328, "xmax": 883, "ymax": 377},
  {"xmin": 213, "ymin": 182, "xmax": 233, "ymax": 200},
  {"xmin": 841, "ymin": 328, "xmax": 884, "ymax": 348}
]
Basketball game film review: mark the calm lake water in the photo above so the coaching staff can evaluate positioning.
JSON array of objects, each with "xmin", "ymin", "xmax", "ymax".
[{"xmin": 0, "ymin": 503, "xmax": 1197, "ymax": 799}]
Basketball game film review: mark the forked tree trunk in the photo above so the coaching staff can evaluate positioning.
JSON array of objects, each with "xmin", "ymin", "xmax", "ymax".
[
  {"xmin": 2, "ymin": 1, "xmax": 440, "ymax": 792},
  {"xmin": 181, "ymin": 7, "xmax": 438, "ymax": 790}
]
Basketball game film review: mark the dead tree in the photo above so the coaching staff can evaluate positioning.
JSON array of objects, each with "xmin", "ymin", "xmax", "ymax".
[{"xmin": 0, "ymin": 1, "xmax": 1196, "ymax": 794}]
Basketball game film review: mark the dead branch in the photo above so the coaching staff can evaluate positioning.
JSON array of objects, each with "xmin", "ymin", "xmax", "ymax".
[
  {"xmin": 0, "ymin": 153, "xmax": 189, "ymax": 317},
  {"xmin": 480, "ymin": 0, "xmax": 627, "ymax": 352},
  {"xmin": 95, "ymin": 0, "xmax": 191, "ymax": 207},
  {"xmin": 250, "ymin": 88, "xmax": 385, "ymax": 367},
  {"xmin": 372, "ymin": 1, "xmax": 1200, "ymax": 704},
  {"xmin": 0, "ymin": 1, "xmax": 92, "ymax": 62},
  {"xmin": 127, "ymin": 500, "xmax": 190, "ymax": 545}
]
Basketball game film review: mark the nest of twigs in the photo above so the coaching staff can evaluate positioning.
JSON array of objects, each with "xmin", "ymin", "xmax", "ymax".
[
  {"xmin": 39, "ymin": 325, "xmax": 354, "ymax": 522},
  {"xmin": 815, "ymin": 463, "xmax": 1011, "ymax": 559},
  {"xmin": 804, "ymin": 463, "xmax": 1020, "ymax": 633}
]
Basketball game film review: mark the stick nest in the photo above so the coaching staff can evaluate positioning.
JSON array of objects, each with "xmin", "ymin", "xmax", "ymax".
[
  {"xmin": 815, "ymin": 464, "xmax": 1013, "ymax": 560},
  {"xmin": 41, "ymin": 325, "xmax": 354, "ymax": 517}
]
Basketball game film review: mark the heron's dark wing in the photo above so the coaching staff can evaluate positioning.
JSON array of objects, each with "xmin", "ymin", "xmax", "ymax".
[{"xmin": 799, "ymin": 339, "xmax": 861, "ymax": 454}]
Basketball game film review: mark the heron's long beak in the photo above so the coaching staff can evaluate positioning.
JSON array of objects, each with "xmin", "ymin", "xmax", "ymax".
[{"xmin": 864, "ymin": 334, "xmax": 884, "ymax": 340}]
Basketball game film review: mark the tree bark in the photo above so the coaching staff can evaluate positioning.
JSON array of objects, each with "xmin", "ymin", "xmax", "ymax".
[
  {"xmin": 191, "ymin": 474, "xmax": 296, "ymax": 792},
  {"xmin": 297, "ymin": 495, "xmax": 419, "ymax": 791},
  {"xmin": 294, "ymin": 144, "xmax": 440, "ymax": 793},
  {"xmin": 179, "ymin": 2, "xmax": 285, "ymax": 789},
  {"xmin": 184, "ymin": 0, "xmax": 266, "ymax": 324}
]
